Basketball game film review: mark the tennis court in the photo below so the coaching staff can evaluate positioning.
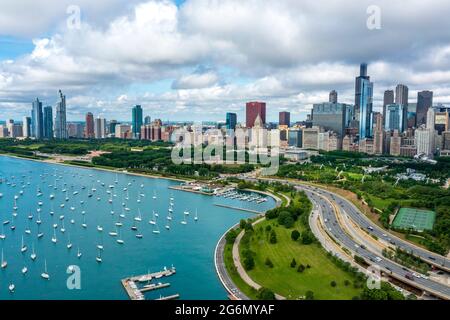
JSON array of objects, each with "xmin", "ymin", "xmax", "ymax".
[{"xmin": 392, "ymin": 208, "xmax": 436, "ymax": 232}]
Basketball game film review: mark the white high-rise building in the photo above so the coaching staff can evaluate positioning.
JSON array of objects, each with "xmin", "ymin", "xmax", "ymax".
[
  {"xmin": 94, "ymin": 117, "xmax": 107, "ymax": 139},
  {"xmin": 22, "ymin": 116, "xmax": 31, "ymax": 138}
]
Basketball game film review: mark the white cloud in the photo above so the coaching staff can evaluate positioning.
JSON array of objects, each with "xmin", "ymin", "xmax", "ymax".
[{"xmin": 1, "ymin": 0, "xmax": 450, "ymax": 121}]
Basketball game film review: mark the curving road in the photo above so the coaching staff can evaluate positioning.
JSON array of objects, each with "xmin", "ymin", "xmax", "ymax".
[
  {"xmin": 299, "ymin": 184, "xmax": 449, "ymax": 271},
  {"xmin": 298, "ymin": 185, "xmax": 450, "ymax": 299}
]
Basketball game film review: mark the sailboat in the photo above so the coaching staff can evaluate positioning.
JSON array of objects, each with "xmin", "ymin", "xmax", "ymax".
[
  {"xmin": 152, "ymin": 223, "xmax": 160, "ymax": 234},
  {"xmin": 134, "ymin": 209, "xmax": 142, "ymax": 222},
  {"xmin": 30, "ymin": 243, "xmax": 37, "ymax": 261},
  {"xmin": 0, "ymin": 225, "xmax": 6, "ymax": 240},
  {"xmin": 60, "ymin": 220, "xmax": 66, "ymax": 233},
  {"xmin": 153, "ymin": 191, "xmax": 157, "ymax": 199},
  {"xmin": 116, "ymin": 229, "xmax": 125, "ymax": 244},
  {"xmin": 97, "ymin": 225, "xmax": 103, "ymax": 232},
  {"xmin": 41, "ymin": 259, "xmax": 50, "ymax": 280},
  {"xmin": 135, "ymin": 232, "xmax": 143, "ymax": 239},
  {"xmin": 194, "ymin": 209, "xmax": 198, "ymax": 222},
  {"xmin": 36, "ymin": 211, "xmax": 42, "ymax": 225},
  {"xmin": 149, "ymin": 211, "xmax": 157, "ymax": 225},
  {"xmin": 1, "ymin": 249, "xmax": 7, "ymax": 268},
  {"xmin": 8, "ymin": 283, "xmax": 15, "ymax": 292},
  {"xmin": 67, "ymin": 234, "xmax": 73, "ymax": 249},
  {"xmin": 82, "ymin": 215, "xmax": 87, "ymax": 228},
  {"xmin": 77, "ymin": 246, "xmax": 82, "ymax": 259},
  {"xmin": 51, "ymin": 228, "xmax": 57, "ymax": 243},
  {"xmin": 181, "ymin": 215, "xmax": 187, "ymax": 225},
  {"xmin": 184, "ymin": 209, "xmax": 190, "ymax": 215},
  {"xmin": 22, "ymin": 265, "xmax": 28, "ymax": 274},
  {"xmin": 21, "ymin": 235, "xmax": 27, "ymax": 253},
  {"xmin": 96, "ymin": 249, "xmax": 102, "ymax": 263}
]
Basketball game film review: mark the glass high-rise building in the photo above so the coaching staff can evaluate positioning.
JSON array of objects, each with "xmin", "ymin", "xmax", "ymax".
[
  {"xmin": 279, "ymin": 111, "xmax": 290, "ymax": 126},
  {"xmin": 417, "ymin": 91, "xmax": 433, "ymax": 127},
  {"xmin": 31, "ymin": 98, "xmax": 43, "ymax": 139},
  {"xmin": 354, "ymin": 63, "xmax": 370, "ymax": 116},
  {"xmin": 43, "ymin": 106, "xmax": 53, "ymax": 139},
  {"xmin": 385, "ymin": 104, "xmax": 407, "ymax": 132},
  {"xmin": 383, "ymin": 90, "xmax": 394, "ymax": 121},
  {"xmin": 358, "ymin": 78, "xmax": 374, "ymax": 139},
  {"xmin": 85, "ymin": 112, "xmax": 95, "ymax": 138},
  {"xmin": 329, "ymin": 90, "xmax": 338, "ymax": 104},
  {"xmin": 225, "ymin": 112, "xmax": 237, "ymax": 130},
  {"xmin": 132, "ymin": 105, "xmax": 143, "ymax": 139},
  {"xmin": 22, "ymin": 116, "xmax": 31, "ymax": 138},
  {"xmin": 55, "ymin": 90, "xmax": 68, "ymax": 139},
  {"xmin": 312, "ymin": 102, "xmax": 353, "ymax": 138}
]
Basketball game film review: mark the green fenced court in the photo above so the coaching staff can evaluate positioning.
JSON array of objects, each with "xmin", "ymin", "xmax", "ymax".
[{"xmin": 392, "ymin": 208, "xmax": 436, "ymax": 232}]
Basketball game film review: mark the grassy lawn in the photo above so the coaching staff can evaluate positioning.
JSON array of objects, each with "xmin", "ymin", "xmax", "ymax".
[{"xmin": 243, "ymin": 219, "xmax": 362, "ymax": 300}]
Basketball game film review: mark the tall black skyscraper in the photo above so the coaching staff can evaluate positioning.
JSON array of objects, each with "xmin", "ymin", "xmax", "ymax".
[
  {"xmin": 43, "ymin": 106, "xmax": 53, "ymax": 139},
  {"xmin": 383, "ymin": 90, "xmax": 394, "ymax": 121},
  {"xmin": 355, "ymin": 63, "xmax": 370, "ymax": 116},
  {"xmin": 329, "ymin": 90, "xmax": 338, "ymax": 104},
  {"xmin": 416, "ymin": 91, "xmax": 433, "ymax": 127}
]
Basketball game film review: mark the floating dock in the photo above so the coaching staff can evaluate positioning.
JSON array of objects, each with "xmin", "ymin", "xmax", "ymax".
[
  {"xmin": 141, "ymin": 282, "xmax": 171, "ymax": 292},
  {"xmin": 121, "ymin": 267, "xmax": 177, "ymax": 300},
  {"xmin": 214, "ymin": 203, "xmax": 264, "ymax": 214},
  {"xmin": 156, "ymin": 293, "xmax": 180, "ymax": 300}
]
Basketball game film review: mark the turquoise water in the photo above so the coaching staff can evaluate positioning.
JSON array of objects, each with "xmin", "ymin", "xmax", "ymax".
[{"xmin": 0, "ymin": 156, "xmax": 275, "ymax": 300}]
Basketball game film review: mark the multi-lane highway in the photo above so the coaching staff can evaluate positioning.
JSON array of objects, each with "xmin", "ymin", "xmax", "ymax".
[
  {"xmin": 299, "ymin": 184, "xmax": 449, "ymax": 271},
  {"xmin": 298, "ymin": 185, "xmax": 450, "ymax": 299}
]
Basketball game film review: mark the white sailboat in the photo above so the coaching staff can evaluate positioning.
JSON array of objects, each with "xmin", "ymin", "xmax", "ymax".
[
  {"xmin": 152, "ymin": 223, "xmax": 160, "ymax": 234},
  {"xmin": 30, "ymin": 243, "xmax": 37, "ymax": 261},
  {"xmin": 194, "ymin": 209, "xmax": 198, "ymax": 222},
  {"xmin": 1, "ymin": 249, "xmax": 7, "ymax": 268},
  {"xmin": 8, "ymin": 283, "xmax": 15, "ymax": 292},
  {"xmin": 0, "ymin": 225, "xmax": 6, "ymax": 240},
  {"xmin": 116, "ymin": 229, "xmax": 125, "ymax": 244},
  {"xmin": 153, "ymin": 191, "xmax": 157, "ymax": 199},
  {"xmin": 41, "ymin": 259, "xmax": 50, "ymax": 280},
  {"xmin": 134, "ymin": 209, "xmax": 142, "ymax": 222},
  {"xmin": 21, "ymin": 235, "xmax": 27, "ymax": 253},
  {"xmin": 21, "ymin": 266, "xmax": 28, "ymax": 274},
  {"xmin": 96, "ymin": 249, "xmax": 102, "ymax": 263},
  {"xmin": 77, "ymin": 246, "xmax": 82, "ymax": 259},
  {"xmin": 149, "ymin": 211, "xmax": 156, "ymax": 225},
  {"xmin": 181, "ymin": 215, "xmax": 187, "ymax": 225},
  {"xmin": 51, "ymin": 228, "xmax": 57, "ymax": 243},
  {"xmin": 67, "ymin": 234, "xmax": 73, "ymax": 249}
]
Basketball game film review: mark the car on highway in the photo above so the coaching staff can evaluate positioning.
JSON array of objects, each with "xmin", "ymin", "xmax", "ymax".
[{"xmin": 405, "ymin": 273, "xmax": 414, "ymax": 281}]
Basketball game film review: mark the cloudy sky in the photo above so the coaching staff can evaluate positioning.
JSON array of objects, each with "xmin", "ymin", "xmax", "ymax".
[{"xmin": 1, "ymin": 0, "xmax": 450, "ymax": 122}]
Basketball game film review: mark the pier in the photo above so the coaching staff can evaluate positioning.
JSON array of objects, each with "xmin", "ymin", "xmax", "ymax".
[
  {"xmin": 214, "ymin": 203, "xmax": 264, "ymax": 214},
  {"xmin": 156, "ymin": 293, "xmax": 180, "ymax": 300},
  {"xmin": 121, "ymin": 266, "xmax": 177, "ymax": 300}
]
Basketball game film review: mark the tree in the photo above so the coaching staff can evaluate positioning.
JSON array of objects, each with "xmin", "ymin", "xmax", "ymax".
[
  {"xmin": 330, "ymin": 280, "xmax": 337, "ymax": 287},
  {"xmin": 269, "ymin": 230, "xmax": 277, "ymax": 244},
  {"xmin": 344, "ymin": 280, "xmax": 350, "ymax": 286},
  {"xmin": 265, "ymin": 257, "xmax": 274, "ymax": 268},
  {"xmin": 297, "ymin": 264, "xmax": 305, "ymax": 273},
  {"xmin": 240, "ymin": 219, "xmax": 247, "ymax": 230},
  {"xmin": 291, "ymin": 230, "xmax": 300, "ymax": 241},
  {"xmin": 301, "ymin": 231, "xmax": 314, "ymax": 244},
  {"xmin": 305, "ymin": 291, "xmax": 314, "ymax": 300},
  {"xmin": 257, "ymin": 288, "xmax": 276, "ymax": 300},
  {"xmin": 290, "ymin": 258, "xmax": 297, "ymax": 268},
  {"xmin": 243, "ymin": 256, "xmax": 255, "ymax": 271},
  {"xmin": 225, "ymin": 230, "xmax": 237, "ymax": 244}
]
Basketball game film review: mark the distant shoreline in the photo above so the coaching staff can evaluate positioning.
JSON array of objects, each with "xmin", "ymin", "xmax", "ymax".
[{"xmin": 0, "ymin": 153, "xmax": 189, "ymax": 184}]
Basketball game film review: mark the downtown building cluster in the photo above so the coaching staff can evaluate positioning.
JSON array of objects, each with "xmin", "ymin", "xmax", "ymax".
[{"xmin": 1, "ymin": 63, "xmax": 450, "ymax": 160}]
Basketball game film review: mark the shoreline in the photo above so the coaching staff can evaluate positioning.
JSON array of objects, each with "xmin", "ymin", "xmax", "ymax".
[{"xmin": 0, "ymin": 153, "xmax": 190, "ymax": 184}]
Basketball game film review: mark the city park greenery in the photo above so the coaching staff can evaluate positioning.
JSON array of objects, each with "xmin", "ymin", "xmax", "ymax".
[
  {"xmin": 275, "ymin": 151, "xmax": 450, "ymax": 255},
  {"xmin": 224, "ymin": 184, "xmax": 404, "ymax": 300}
]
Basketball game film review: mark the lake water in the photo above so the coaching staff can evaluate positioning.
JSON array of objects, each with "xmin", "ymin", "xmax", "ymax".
[{"xmin": 0, "ymin": 156, "xmax": 275, "ymax": 300}]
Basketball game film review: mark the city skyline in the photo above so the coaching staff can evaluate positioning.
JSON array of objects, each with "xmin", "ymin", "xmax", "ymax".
[{"xmin": 1, "ymin": 1, "xmax": 450, "ymax": 121}]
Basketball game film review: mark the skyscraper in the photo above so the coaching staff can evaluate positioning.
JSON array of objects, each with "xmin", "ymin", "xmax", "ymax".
[
  {"xmin": 109, "ymin": 120, "xmax": 119, "ymax": 137},
  {"xmin": 144, "ymin": 116, "xmax": 151, "ymax": 125},
  {"xmin": 358, "ymin": 77, "xmax": 374, "ymax": 139},
  {"xmin": 354, "ymin": 63, "xmax": 370, "ymax": 116},
  {"xmin": 43, "ymin": 106, "xmax": 53, "ymax": 139},
  {"xmin": 279, "ymin": 111, "xmax": 290, "ymax": 126},
  {"xmin": 85, "ymin": 112, "xmax": 95, "ymax": 138},
  {"xmin": 312, "ymin": 103, "xmax": 353, "ymax": 138},
  {"xmin": 246, "ymin": 102, "xmax": 266, "ymax": 128},
  {"xmin": 395, "ymin": 84, "xmax": 409, "ymax": 106},
  {"xmin": 22, "ymin": 116, "xmax": 31, "ymax": 138},
  {"xmin": 226, "ymin": 112, "xmax": 237, "ymax": 130},
  {"xmin": 132, "ymin": 105, "xmax": 143, "ymax": 139},
  {"xmin": 385, "ymin": 104, "xmax": 407, "ymax": 132},
  {"xmin": 31, "ymin": 98, "xmax": 43, "ymax": 139},
  {"xmin": 55, "ymin": 90, "xmax": 68, "ymax": 139},
  {"xmin": 416, "ymin": 91, "xmax": 433, "ymax": 127},
  {"xmin": 383, "ymin": 90, "xmax": 394, "ymax": 121},
  {"xmin": 94, "ymin": 117, "xmax": 107, "ymax": 139},
  {"xmin": 329, "ymin": 90, "xmax": 338, "ymax": 104},
  {"xmin": 373, "ymin": 113, "xmax": 384, "ymax": 154}
]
